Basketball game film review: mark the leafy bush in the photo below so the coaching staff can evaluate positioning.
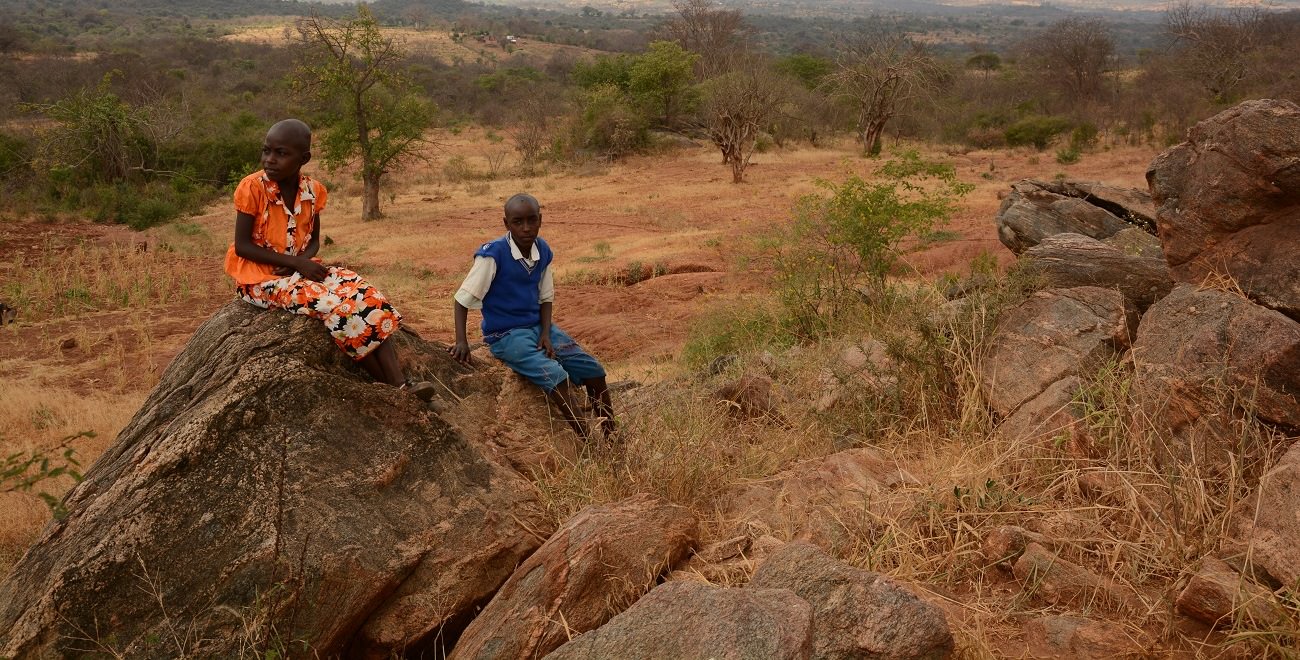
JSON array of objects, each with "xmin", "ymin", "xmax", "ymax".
[
  {"xmin": 574, "ymin": 83, "xmax": 649, "ymax": 158},
  {"xmin": 1055, "ymin": 147, "xmax": 1081, "ymax": 164},
  {"xmin": 768, "ymin": 152, "xmax": 972, "ymax": 338},
  {"xmin": 1004, "ymin": 115, "xmax": 1073, "ymax": 150},
  {"xmin": 1069, "ymin": 122, "xmax": 1099, "ymax": 150}
]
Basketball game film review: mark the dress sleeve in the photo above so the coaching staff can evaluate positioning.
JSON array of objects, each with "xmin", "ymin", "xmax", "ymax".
[
  {"xmin": 233, "ymin": 176, "xmax": 262, "ymax": 217},
  {"xmin": 314, "ymin": 180, "xmax": 328, "ymax": 214}
]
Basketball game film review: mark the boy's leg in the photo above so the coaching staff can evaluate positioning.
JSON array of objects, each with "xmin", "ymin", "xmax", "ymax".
[
  {"xmin": 548, "ymin": 326, "xmax": 615, "ymax": 437},
  {"xmin": 490, "ymin": 327, "xmax": 590, "ymax": 440}
]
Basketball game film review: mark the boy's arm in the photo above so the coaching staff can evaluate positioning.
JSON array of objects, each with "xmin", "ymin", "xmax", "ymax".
[
  {"xmin": 538, "ymin": 301, "xmax": 555, "ymax": 358},
  {"xmin": 450, "ymin": 300, "xmax": 472, "ymax": 364},
  {"xmin": 234, "ymin": 212, "xmax": 327, "ymax": 281}
]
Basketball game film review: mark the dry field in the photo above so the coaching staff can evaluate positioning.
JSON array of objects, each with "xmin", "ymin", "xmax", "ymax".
[
  {"xmin": 220, "ymin": 17, "xmax": 603, "ymax": 66},
  {"xmin": 0, "ymin": 131, "xmax": 1182, "ymax": 652}
]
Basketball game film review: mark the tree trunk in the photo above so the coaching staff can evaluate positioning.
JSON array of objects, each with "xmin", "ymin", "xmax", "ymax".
[
  {"xmin": 862, "ymin": 118, "xmax": 887, "ymax": 157},
  {"xmin": 362, "ymin": 170, "xmax": 383, "ymax": 221}
]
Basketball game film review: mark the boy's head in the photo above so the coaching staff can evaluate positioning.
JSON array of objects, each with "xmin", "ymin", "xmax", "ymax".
[
  {"xmin": 261, "ymin": 119, "xmax": 312, "ymax": 185},
  {"xmin": 503, "ymin": 193, "xmax": 542, "ymax": 253}
]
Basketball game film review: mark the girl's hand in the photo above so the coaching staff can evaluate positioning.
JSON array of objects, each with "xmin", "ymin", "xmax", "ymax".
[
  {"xmin": 297, "ymin": 257, "xmax": 329, "ymax": 282},
  {"xmin": 272, "ymin": 265, "xmax": 295, "ymax": 276}
]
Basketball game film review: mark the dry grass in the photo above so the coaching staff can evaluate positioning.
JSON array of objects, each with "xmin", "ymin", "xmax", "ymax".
[{"xmin": 527, "ymin": 269, "xmax": 1300, "ymax": 656}]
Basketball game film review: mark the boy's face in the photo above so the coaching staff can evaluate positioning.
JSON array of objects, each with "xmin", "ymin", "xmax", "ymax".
[
  {"xmin": 504, "ymin": 202, "xmax": 542, "ymax": 252},
  {"xmin": 260, "ymin": 129, "xmax": 310, "ymax": 185}
]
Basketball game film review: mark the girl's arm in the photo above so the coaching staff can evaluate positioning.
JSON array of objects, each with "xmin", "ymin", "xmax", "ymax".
[
  {"xmin": 299, "ymin": 213, "xmax": 322, "ymax": 260},
  {"xmin": 234, "ymin": 212, "xmax": 327, "ymax": 281}
]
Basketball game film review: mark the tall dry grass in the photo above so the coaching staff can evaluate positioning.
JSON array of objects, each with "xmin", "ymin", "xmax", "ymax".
[{"xmin": 528, "ymin": 267, "xmax": 1300, "ymax": 657}]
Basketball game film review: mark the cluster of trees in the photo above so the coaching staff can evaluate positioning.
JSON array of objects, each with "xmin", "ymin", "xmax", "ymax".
[{"xmin": 1, "ymin": 0, "xmax": 1299, "ymax": 224}]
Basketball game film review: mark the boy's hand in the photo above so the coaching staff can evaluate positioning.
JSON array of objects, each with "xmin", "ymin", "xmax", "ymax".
[
  {"xmin": 296, "ymin": 257, "xmax": 330, "ymax": 282},
  {"xmin": 537, "ymin": 333, "xmax": 555, "ymax": 358},
  {"xmin": 448, "ymin": 341, "xmax": 473, "ymax": 365}
]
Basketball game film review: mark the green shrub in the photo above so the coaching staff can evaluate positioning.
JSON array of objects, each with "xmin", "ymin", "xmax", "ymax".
[
  {"xmin": 1004, "ymin": 115, "xmax": 1073, "ymax": 150},
  {"xmin": 574, "ymin": 83, "xmax": 649, "ymax": 158},
  {"xmin": 769, "ymin": 152, "xmax": 972, "ymax": 339},
  {"xmin": 1055, "ymin": 147, "xmax": 1081, "ymax": 164},
  {"xmin": 1069, "ymin": 123, "xmax": 1098, "ymax": 150}
]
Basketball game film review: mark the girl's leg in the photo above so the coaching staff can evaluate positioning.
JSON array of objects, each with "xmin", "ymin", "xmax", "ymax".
[{"xmin": 364, "ymin": 338, "xmax": 404, "ymax": 386}]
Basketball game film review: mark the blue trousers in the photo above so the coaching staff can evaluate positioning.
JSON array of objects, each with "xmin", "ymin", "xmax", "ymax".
[{"xmin": 488, "ymin": 325, "xmax": 606, "ymax": 391}]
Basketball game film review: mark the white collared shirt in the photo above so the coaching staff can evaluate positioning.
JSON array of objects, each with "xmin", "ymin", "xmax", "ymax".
[{"xmin": 454, "ymin": 235, "xmax": 555, "ymax": 310}]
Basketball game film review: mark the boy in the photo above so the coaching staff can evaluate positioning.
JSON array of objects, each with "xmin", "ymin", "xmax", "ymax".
[
  {"xmin": 448, "ymin": 194, "xmax": 615, "ymax": 440},
  {"xmin": 226, "ymin": 118, "xmax": 434, "ymax": 399}
]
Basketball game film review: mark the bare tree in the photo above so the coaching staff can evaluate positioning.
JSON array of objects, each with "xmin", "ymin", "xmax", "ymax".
[
  {"xmin": 696, "ymin": 56, "xmax": 790, "ymax": 183},
  {"xmin": 826, "ymin": 32, "xmax": 942, "ymax": 156},
  {"xmin": 1164, "ymin": 1, "xmax": 1264, "ymax": 102},
  {"xmin": 661, "ymin": 0, "xmax": 750, "ymax": 78},
  {"xmin": 1020, "ymin": 17, "xmax": 1115, "ymax": 103}
]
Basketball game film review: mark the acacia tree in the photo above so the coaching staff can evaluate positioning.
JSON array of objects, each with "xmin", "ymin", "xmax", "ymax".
[
  {"xmin": 827, "ymin": 33, "xmax": 941, "ymax": 156},
  {"xmin": 1020, "ymin": 17, "xmax": 1114, "ymax": 103},
  {"xmin": 696, "ymin": 56, "xmax": 790, "ymax": 183},
  {"xmin": 295, "ymin": 8, "xmax": 434, "ymax": 221}
]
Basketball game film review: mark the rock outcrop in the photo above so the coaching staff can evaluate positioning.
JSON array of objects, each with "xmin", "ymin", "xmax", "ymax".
[
  {"xmin": 1234, "ymin": 441, "xmax": 1300, "ymax": 589},
  {"xmin": 1146, "ymin": 99, "xmax": 1300, "ymax": 321},
  {"xmin": 1175, "ymin": 556, "xmax": 1281, "ymax": 628},
  {"xmin": 1022, "ymin": 615, "xmax": 1149, "ymax": 659},
  {"xmin": 981, "ymin": 287, "xmax": 1137, "ymax": 438},
  {"xmin": 0, "ymin": 302, "xmax": 553, "ymax": 658},
  {"xmin": 747, "ymin": 541, "xmax": 954, "ymax": 659},
  {"xmin": 1022, "ymin": 232, "xmax": 1173, "ymax": 309},
  {"xmin": 449, "ymin": 494, "xmax": 697, "ymax": 660},
  {"xmin": 1131, "ymin": 284, "xmax": 1300, "ymax": 456},
  {"xmin": 547, "ymin": 581, "xmax": 814, "ymax": 659},
  {"xmin": 996, "ymin": 179, "xmax": 1156, "ymax": 254}
]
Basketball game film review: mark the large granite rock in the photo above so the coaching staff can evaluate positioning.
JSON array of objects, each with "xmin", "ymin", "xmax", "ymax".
[
  {"xmin": 1146, "ymin": 98, "xmax": 1300, "ymax": 321},
  {"xmin": 1023, "ymin": 232, "xmax": 1173, "ymax": 309},
  {"xmin": 996, "ymin": 179, "xmax": 1156, "ymax": 255},
  {"xmin": 548, "ymin": 581, "xmax": 814, "ymax": 659},
  {"xmin": 981, "ymin": 287, "xmax": 1137, "ymax": 436},
  {"xmin": 0, "ymin": 302, "xmax": 552, "ymax": 658},
  {"xmin": 1131, "ymin": 285, "xmax": 1300, "ymax": 456},
  {"xmin": 450, "ymin": 494, "xmax": 697, "ymax": 660},
  {"xmin": 748, "ymin": 541, "xmax": 954, "ymax": 659}
]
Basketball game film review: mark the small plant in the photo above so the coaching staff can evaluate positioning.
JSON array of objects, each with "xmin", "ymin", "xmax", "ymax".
[
  {"xmin": 594, "ymin": 241, "xmax": 612, "ymax": 258},
  {"xmin": 1055, "ymin": 147, "xmax": 1081, "ymax": 165},
  {"xmin": 1, "ymin": 431, "xmax": 92, "ymax": 519},
  {"xmin": 1004, "ymin": 115, "xmax": 1072, "ymax": 150}
]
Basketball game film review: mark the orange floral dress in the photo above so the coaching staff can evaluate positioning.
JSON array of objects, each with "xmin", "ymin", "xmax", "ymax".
[{"xmin": 224, "ymin": 172, "xmax": 402, "ymax": 361}]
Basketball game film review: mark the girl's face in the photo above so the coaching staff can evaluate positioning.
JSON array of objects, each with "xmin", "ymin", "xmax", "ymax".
[{"xmin": 260, "ymin": 132, "xmax": 310, "ymax": 184}]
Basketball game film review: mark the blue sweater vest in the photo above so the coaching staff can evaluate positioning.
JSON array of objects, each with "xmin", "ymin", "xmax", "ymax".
[{"xmin": 476, "ymin": 235, "xmax": 553, "ymax": 341}]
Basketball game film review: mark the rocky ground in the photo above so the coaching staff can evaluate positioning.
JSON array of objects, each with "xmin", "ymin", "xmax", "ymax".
[{"xmin": 2, "ymin": 101, "xmax": 1298, "ymax": 658}]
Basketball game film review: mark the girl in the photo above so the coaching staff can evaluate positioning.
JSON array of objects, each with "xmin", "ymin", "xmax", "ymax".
[{"xmin": 224, "ymin": 119, "xmax": 434, "ymax": 400}]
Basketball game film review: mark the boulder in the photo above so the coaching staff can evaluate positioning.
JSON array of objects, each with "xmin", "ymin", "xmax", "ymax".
[
  {"xmin": 1023, "ymin": 233, "xmax": 1173, "ymax": 309},
  {"xmin": 748, "ymin": 541, "xmax": 954, "ymax": 660},
  {"xmin": 547, "ymin": 581, "xmax": 814, "ymax": 660},
  {"xmin": 714, "ymin": 373, "xmax": 787, "ymax": 421},
  {"xmin": 0, "ymin": 302, "xmax": 552, "ymax": 659},
  {"xmin": 728, "ymin": 448, "xmax": 917, "ymax": 545},
  {"xmin": 1012, "ymin": 543, "xmax": 1141, "ymax": 613},
  {"xmin": 450, "ymin": 494, "xmax": 698, "ymax": 660},
  {"xmin": 982, "ymin": 525, "xmax": 1052, "ymax": 569},
  {"xmin": 1234, "ymin": 441, "xmax": 1300, "ymax": 589},
  {"xmin": 996, "ymin": 179, "xmax": 1156, "ymax": 255},
  {"xmin": 1175, "ymin": 556, "xmax": 1282, "ymax": 628},
  {"xmin": 981, "ymin": 287, "xmax": 1137, "ymax": 423},
  {"xmin": 1022, "ymin": 615, "xmax": 1149, "ymax": 659},
  {"xmin": 1131, "ymin": 285, "xmax": 1300, "ymax": 456},
  {"xmin": 1146, "ymin": 99, "xmax": 1300, "ymax": 321}
]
